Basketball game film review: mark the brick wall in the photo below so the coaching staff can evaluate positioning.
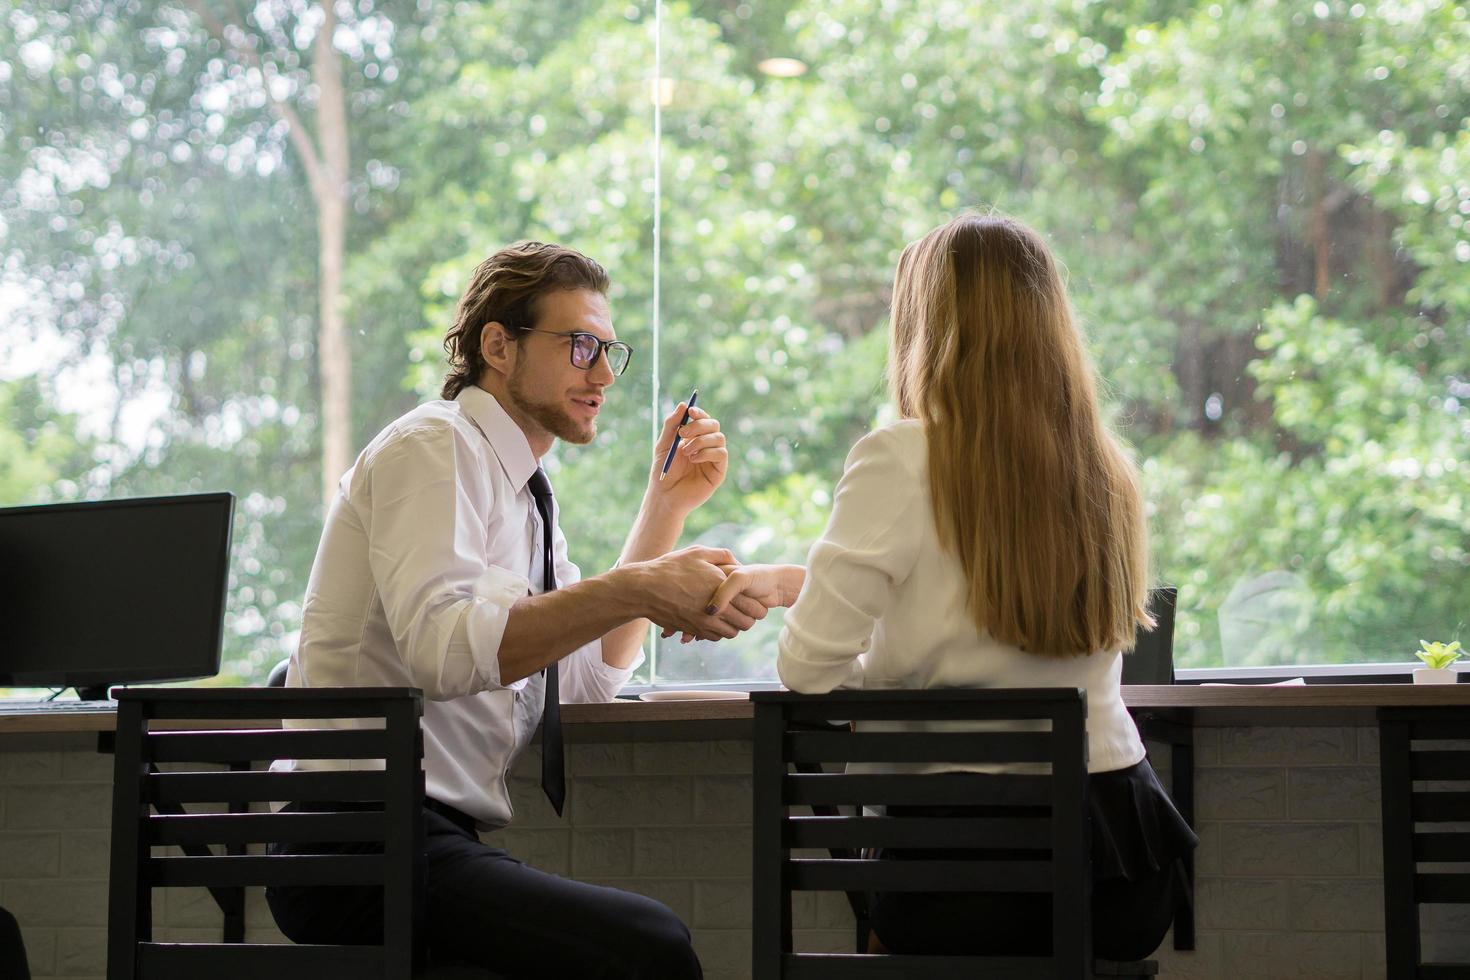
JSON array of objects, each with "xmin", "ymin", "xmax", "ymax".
[
  {"xmin": 0, "ymin": 732, "xmax": 292, "ymax": 978},
  {"xmin": 1, "ymin": 725, "xmax": 1453, "ymax": 979},
  {"xmin": 1149, "ymin": 727, "xmax": 1386, "ymax": 979}
]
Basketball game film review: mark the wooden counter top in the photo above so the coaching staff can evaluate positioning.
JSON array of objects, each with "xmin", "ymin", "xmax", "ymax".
[
  {"xmin": 5, "ymin": 684, "xmax": 1470, "ymax": 736},
  {"xmin": 0, "ymin": 696, "xmax": 756, "ymax": 740},
  {"xmin": 1120, "ymin": 682, "xmax": 1470, "ymax": 725}
]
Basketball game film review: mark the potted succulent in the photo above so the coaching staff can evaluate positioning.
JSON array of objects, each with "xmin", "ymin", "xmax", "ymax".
[{"xmin": 1413, "ymin": 639, "xmax": 1464, "ymax": 685}]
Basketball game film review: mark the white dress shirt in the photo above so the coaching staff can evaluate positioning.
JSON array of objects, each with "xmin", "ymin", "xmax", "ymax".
[
  {"xmin": 278, "ymin": 386, "xmax": 640, "ymax": 828},
  {"xmin": 777, "ymin": 420, "xmax": 1146, "ymax": 775}
]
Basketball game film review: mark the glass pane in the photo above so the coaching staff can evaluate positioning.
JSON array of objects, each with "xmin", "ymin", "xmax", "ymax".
[
  {"xmin": 649, "ymin": 0, "xmax": 1470, "ymax": 676},
  {"xmin": 0, "ymin": 0, "xmax": 659, "ymax": 686},
  {"xmin": 3, "ymin": 0, "xmax": 1466, "ymax": 688}
]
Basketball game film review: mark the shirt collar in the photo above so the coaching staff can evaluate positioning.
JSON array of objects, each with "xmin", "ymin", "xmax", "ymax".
[{"xmin": 454, "ymin": 385, "xmax": 539, "ymax": 492}]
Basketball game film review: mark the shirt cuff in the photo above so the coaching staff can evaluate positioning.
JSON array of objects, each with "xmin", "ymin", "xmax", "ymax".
[
  {"xmin": 596, "ymin": 643, "xmax": 645, "ymax": 684},
  {"xmin": 776, "ymin": 624, "xmax": 866, "ymax": 693},
  {"xmin": 466, "ymin": 565, "xmax": 532, "ymax": 692},
  {"xmin": 565, "ymin": 640, "xmax": 644, "ymax": 702}
]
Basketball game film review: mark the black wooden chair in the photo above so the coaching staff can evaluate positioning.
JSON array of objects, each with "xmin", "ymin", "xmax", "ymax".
[
  {"xmin": 751, "ymin": 688, "xmax": 1159, "ymax": 979},
  {"xmin": 1379, "ymin": 706, "xmax": 1470, "ymax": 978},
  {"xmin": 1122, "ymin": 587, "xmax": 1177, "ymax": 688},
  {"xmin": 106, "ymin": 686, "xmax": 428, "ymax": 980},
  {"xmin": 1124, "ymin": 586, "xmax": 1195, "ymax": 951},
  {"xmin": 0, "ymin": 904, "xmax": 32, "ymax": 980}
]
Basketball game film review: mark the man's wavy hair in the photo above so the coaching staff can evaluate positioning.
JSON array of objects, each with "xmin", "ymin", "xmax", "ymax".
[{"xmin": 440, "ymin": 241, "xmax": 610, "ymax": 400}]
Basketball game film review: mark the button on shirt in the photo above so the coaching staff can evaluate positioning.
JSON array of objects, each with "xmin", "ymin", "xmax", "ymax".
[
  {"xmin": 776, "ymin": 420, "xmax": 1146, "ymax": 775},
  {"xmin": 279, "ymin": 386, "xmax": 641, "ymax": 829}
]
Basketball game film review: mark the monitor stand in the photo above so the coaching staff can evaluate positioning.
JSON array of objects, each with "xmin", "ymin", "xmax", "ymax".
[{"xmin": 73, "ymin": 685, "xmax": 114, "ymax": 701}]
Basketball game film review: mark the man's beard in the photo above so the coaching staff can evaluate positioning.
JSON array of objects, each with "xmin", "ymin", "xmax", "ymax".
[{"xmin": 508, "ymin": 363, "xmax": 596, "ymax": 445}]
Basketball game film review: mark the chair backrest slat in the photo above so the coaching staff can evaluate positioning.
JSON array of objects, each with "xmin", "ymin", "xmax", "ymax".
[
  {"xmin": 146, "ymin": 810, "xmax": 385, "ymax": 847},
  {"xmin": 789, "ymin": 858, "xmax": 1052, "ymax": 893},
  {"xmin": 1413, "ymin": 831, "xmax": 1470, "ymax": 863},
  {"xmin": 1413, "ymin": 791, "xmax": 1470, "ymax": 822},
  {"xmin": 136, "ymin": 941, "xmax": 385, "ymax": 980},
  {"xmin": 785, "ymin": 814, "xmax": 1050, "ymax": 850},
  {"xmin": 780, "ymin": 952, "xmax": 1056, "ymax": 980},
  {"xmin": 786, "ymin": 731, "xmax": 1053, "ymax": 765},
  {"xmin": 1414, "ymin": 873, "xmax": 1470, "ymax": 903},
  {"xmin": 784, "ymin": 771, "xmax": 1052, "ymax": 808},
  {"xmin": 130, "ymin": 686, "xmax": 419, "ymax": 718},
  {"xmin": 775, "ymin": 689, "xmax": 1085, "ymax": 725},
  {"xmin": 1393, "ymin": 719, "xmax": 1470, "ymax": 741},
  {"xmin": 145, "ymin": 768, "xmax": 387, "ymax": 805},
  {"xmin": 145, "ymin": 728, "xmax": 390, "ymax": 764},
  {"xmin": 1410, "ymin": 750, "xmax": 1470, "ymax": 780},
  {"xmin": 148, "ymin": 853, "xmax": 386, "ymax": 888}
]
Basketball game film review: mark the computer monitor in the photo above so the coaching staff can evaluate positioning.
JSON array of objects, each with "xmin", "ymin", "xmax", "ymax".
[
  {"xmin": 0, "ymin": 492, "xmax": 234, "ymax": 695},
  {"xmin": 1123, "ymin": 586, "xmax": 1178, "ymax": 685}
]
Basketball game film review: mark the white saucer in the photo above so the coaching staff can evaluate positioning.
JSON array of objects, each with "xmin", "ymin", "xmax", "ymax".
[{"xmin": 638, "ymin": 690, "xmax": 750, "ymax": 701}]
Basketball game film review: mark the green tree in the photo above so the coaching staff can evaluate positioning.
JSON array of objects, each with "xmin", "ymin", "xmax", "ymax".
[
  {"xmin": 0, "ymin": 376, "xmax": 93, "ymax": 504},
  {"xmin": 4, "ymin": 0, "xmax": 1466, "ymax": 680}
]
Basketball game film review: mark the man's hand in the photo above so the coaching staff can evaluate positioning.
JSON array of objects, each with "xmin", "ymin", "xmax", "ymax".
[
  {"xmin": 632, "ymin": 545, "xmax": 747, "ymax": 641},
  {"xmin": 642, "ymin": 402, "xmax": 727, "ymax": 518},
  {"xmin": 660, "ymin": 591, "xmax": 771, "ymax": 644}
]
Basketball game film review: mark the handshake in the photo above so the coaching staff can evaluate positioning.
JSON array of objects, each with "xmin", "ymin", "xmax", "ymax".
[{"xmin": 630, "ymin": 546, "xmax": 806, "ymax": 644}]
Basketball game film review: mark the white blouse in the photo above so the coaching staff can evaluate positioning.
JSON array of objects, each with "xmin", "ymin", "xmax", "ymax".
[{"xmin": 776, "ymin": 420, "xmax": 1146, "ymax": 774}]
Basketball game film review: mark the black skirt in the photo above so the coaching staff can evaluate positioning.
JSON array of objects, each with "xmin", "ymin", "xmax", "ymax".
[{"xmin": 1088, "ymin": 757, "xmax": 1198, "ymax": 883}]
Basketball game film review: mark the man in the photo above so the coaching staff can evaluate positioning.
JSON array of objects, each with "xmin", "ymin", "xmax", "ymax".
[{"xmin": 267, "ymin": 241, "xmax": 766, "ymax": 977}]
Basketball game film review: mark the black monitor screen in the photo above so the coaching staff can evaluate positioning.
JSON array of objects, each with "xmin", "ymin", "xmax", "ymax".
[{"xmin": 0, "ymin": 492, "xmax": 234, "ymax": 689}]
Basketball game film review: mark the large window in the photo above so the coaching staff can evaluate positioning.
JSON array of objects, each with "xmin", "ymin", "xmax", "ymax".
[{"xmin": 3, "ymin": 0, "xmax": 1466, "ymax": 686}]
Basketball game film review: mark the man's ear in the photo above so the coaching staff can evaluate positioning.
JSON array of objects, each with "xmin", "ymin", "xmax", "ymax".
[{"xmin": 480, "ymin": 321, "xmax": 517, "ymax": 377}]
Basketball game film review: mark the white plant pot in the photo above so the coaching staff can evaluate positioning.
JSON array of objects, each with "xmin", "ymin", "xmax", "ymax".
[{"xmin": 1413, "ymin": 667, "xmax": 1461, "ymax": 685}]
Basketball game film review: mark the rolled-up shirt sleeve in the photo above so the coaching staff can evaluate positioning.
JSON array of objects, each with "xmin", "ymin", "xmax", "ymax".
[
  {"xmin": 362, "ymin": 424, "xmax": 529, "ymax": 699},
  {"xmin": 549, "ymin": 519, "xmax": 643, "ymax": 702},
  {"xmin": 777, "ymin": 426, "xmax": 924, "ymax": 694}
]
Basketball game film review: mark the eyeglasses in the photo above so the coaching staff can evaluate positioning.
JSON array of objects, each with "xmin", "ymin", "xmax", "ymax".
[{"xmin": 523, "ymin": 329, "xmax": 633, "ymax": 377}]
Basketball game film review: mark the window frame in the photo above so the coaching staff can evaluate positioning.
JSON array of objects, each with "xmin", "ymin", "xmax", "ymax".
[{"xmin": 622, "ymin": 660, "xmax": 1443, "ymax": 695}]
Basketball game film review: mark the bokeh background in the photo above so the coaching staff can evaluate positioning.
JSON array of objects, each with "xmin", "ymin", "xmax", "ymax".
[{"xmin": 2, "ymin": 0, "xmax": 1466, "ymax": 684}]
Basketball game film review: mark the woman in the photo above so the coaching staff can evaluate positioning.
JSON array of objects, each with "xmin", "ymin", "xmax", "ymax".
[{"xmin": 706, "ymin": 212, "xmax": 1196, "ymax": 960}]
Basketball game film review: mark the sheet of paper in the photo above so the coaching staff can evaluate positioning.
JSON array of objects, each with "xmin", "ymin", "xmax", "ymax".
[{"xmin": 1200, "ymin": 677, "xmax": 1307, "ymax": 686}]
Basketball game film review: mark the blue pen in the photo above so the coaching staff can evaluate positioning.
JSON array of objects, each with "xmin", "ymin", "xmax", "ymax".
[{"xmin": 658, "ymin": 389, "xmax": 699, "ymax": 482}]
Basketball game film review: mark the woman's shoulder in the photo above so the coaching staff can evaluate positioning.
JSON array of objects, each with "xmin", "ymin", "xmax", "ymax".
[
  {"xmin": 858, "ymin": 417, "xmax": 923, "ymax": 455},
  {"xmin": 849, "ymin": 418, "xmax": 927, "ymax": 470}
]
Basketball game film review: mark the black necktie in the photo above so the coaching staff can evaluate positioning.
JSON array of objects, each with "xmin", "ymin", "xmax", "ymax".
[{"xmin": 525, "ymin": 467, "xmax": 565, "ymax": 816}]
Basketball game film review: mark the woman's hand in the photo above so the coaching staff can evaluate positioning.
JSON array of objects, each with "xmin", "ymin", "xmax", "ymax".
[
  {"xmin": 660, "ymin": 590, "xmax": 771, "ymax": 644},
  {"xmin": 707, "ymin": 563, "xmax": 807, "ymax": 614},
  {"xmin": 658, "ymin": 564, "xmax": 806, "ymax": 645}
]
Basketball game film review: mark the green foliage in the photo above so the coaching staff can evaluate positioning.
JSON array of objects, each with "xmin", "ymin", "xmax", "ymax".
[
  {"xmin": 0, "ymin": 377, "xmax": 92, "ymax": 503},
  {"xmin": 2, "ymin": 0, "xmax": 1467, "ymax": 680}
]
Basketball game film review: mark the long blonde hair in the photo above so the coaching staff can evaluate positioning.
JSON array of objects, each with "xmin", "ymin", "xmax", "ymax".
[{"xmin": 887, "ymin": 212, "xmax": 1154, "ymax": 656}]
